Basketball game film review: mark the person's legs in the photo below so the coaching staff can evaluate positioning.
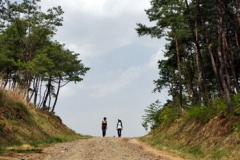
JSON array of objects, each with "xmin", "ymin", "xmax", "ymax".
[
  {"xmin": 102, "ymin": 129, "xmax": 106, "ymax": 137},
  {"xmin": 119, "ymin": 129, "xmax": 122, "ymax": 137},
  {"xmin": 117, "ymin": 129, "xmax": 121, "ymax": 137}
]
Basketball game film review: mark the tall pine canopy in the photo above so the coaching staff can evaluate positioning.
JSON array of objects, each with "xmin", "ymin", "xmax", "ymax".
[
  {"xmin": 0, "ymin": 0, "xmax": 90, "ymax": 111},
  {"xmin": 136, "ymin": 0, "xmax": 240, "ymax": 115}
]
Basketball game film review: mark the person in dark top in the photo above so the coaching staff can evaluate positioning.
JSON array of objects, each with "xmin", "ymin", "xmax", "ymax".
[{"xmin": 101, "ymin": 117, "xmax": 107, "ymax": 137}]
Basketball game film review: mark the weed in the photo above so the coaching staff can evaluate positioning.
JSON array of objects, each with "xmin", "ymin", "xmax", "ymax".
[
  {"xmin": 0, "ymin": 121, "xmax": 5, "ymax": 131},
  {"xmin": 185, "ymin": 145, "xmax": 204, "ymax": 159},
  {"xmin": 6, "ymin": 144, "xmax": 42, "ymax": 154},
  {"xmin": 211, "ymin": 149, "xmax": 229, "ymax": 160},
  {"xmin": 31, "ymin": 136, "xmax": 69, "ymax": 147},
  {"xmin": 0, "ymin": 146, "xmax": 5, "ymax": 154},
  {"xmin": 14, "ymin": 148, "xmax": 42, "ymax": 153}
]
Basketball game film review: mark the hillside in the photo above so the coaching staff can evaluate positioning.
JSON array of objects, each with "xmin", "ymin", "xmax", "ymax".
[
  {"xmin": 1, "ymin": 87, "xmax": 240, "ymax": 160},
  {"xmin": 140, "ymin": 115, "xmax": 240, "ymax": 160},
  {"xmin": 0, "ymin": 87, "xmax": 86, "ymax": 154}
]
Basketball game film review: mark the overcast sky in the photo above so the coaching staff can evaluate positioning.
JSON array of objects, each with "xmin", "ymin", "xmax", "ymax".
[{"xmin": 38, "ymin": 0, "xmax": 168, "ymax": 137}]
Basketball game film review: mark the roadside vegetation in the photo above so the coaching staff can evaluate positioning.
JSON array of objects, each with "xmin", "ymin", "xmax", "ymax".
[
  {"xmin": 0, "ymin": 0, "xmax": 89, "ymax": 112},
  {"xmin": 138, "ymin": 1, "xmax": 240, "ymax": 160},
  {"xmin": 141, "ymin": 96, "xmax": 240, "ymax": 160},
  {"xmin": 0, "ymin": 0, "xmax": 90, "ymax": 155},
  {"xmin": 0, "ymin": 87, "xmax": 90, "ymax": 156}
]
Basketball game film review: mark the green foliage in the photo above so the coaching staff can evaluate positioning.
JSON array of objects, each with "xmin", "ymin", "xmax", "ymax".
[
  {"xmin": 159, "ymin": 105, "xmax": 178, "ymax": 124},
  {"xmin": 140, "ymin": 135, "xmax": 205, "ymax": 159},
  {"xmin": 0, "ymin": 89, "xmax": 6, "ymax": 106},
  {"xmin": 142, "ymin": 100, "xmax": 162, "ymax": 130},
  {"xmin": 0, "ymin": 87, "xmax": 88, "ymax": 155},
  {"xmin": 137, "ymin": 0, "xmax": 240, "ymax": 114},
  {"xmin": 211, "ymin": 149, "xmax": 229, "ymax": 160},
  {"xmin": 0, "ymin": 0, "xmax": 89, "ymax": 111},
  {"xmin": 141, "ymin": 95, "xmax": 240, "ymax": 160},
  {"xmin": 0, "ymin": 146, "xmax": 4, "ymax": 154},
  {"xmin": 231, "ymin": 124, "xmax": 240, "ymax": 134},
  {"xmin": 186, "ymin": 105, "xmax": 212, "ymax": 122},
  {"xmin": 142, "ymin": 100, "xmax": 179, "ymax": 131},
  {"xmin": 232, "ymin": 92, "xmax": 240, "ymax": 116},
  {"xmin": 31, "ymin": 137, "xmax": 64, "ymax": 146},
  {"xmin": 185, "ymin": 98, "xmax": 230, "ymax": 122},
  {"xmin": 4, "ymin": 102, "xmax": 31, "ymax": 124},
  {"xmin": 185, "ymin": 146, "xmax": 204, "ymax": 159},
  {"xmin": 0, "ymin": 120, "xmax": 5, "ymax": 131},
  {"xmin": 12, "ymin": 102, "xmax": 29, "ymax": 114}
]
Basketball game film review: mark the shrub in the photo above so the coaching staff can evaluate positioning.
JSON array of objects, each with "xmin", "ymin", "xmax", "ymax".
[{"xmin": 142, "ymin": 100, "xmax": 179, "ymax": 130}]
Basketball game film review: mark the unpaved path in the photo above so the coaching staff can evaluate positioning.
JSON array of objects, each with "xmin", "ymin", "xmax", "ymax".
[{"xmin": 0, "ymin": 137, "xmax": 187, "ymax": 160}]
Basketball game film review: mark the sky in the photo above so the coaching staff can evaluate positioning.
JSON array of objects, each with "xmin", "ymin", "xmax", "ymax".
[{"xmin": 37, "ymin": 0, "xmax": 168, "ymax": 137}]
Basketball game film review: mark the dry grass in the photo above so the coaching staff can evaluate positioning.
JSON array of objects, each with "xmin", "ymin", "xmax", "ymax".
[
  {"xmin": 141, "ymin": 116, "xmax": 240, "ymax": 160},
  {"xmin": 7, "ymin": 144, "xmax": 35, "ymax": 151},
  {"xmin": 0, "ymin": 86, "xmax": 86, "ymax": 154},
  {"xmin": 0, "ymin": 87, "xmax": 28, "ymax": 107}
]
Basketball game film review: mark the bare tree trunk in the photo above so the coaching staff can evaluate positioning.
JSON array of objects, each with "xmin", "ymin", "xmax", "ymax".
[
  {"xmin": 216, "ymin": 0, "xmax": 234, "ymax": 114},
  {"xmin": 51, "ymin": 78, "xmax": 61, "ymax": 112},
  {"xmin": 185, "ymin": 0, "xmax": 206, "ymax": 104},
  {"xmin": 42, "ymin": 76, "xmax": 52, "ymax": 109},
  {"xmin": 236, "ymin": 0, "xmax": 240, "ymax": 26},
  {"xmin": 198, "ymin": 3, "xmax": 224, "ymax": 96},
  {"xmin": 37, "ymin": 80, "xmax": 43, "ymax": 108},
  {"xmin": 33, "ymin": 77, "xmax": 40, "ymax": 105},
  {"xmin": 223, "ymin": 30, "xmax": 239, "ymax": 92},
  {"xmin": 174, "ymin": 33, "xmax": 183, "ymax": 118}
]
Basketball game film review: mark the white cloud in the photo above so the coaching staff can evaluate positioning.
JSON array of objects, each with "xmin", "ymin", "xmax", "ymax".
[
  {"xmin": 102, "ymin": 0, "xmax": 150, "ymax": 17},
  {"xmin": 28, "ymin": 0, "xmax": 168, "ymax": 137},
  {"xmin": 90, "ymin": 66, "xmax": 142, "ymax": 98},
  {"xmin": 39, "ymin": 0, "xmax": 160, "ymax": 61},
  {"xmin": 59, "ymin": 86, "xmax": 75, "ymax": 98},
  {"xmin": 147, "ymin": 49, "xmax": 167, "ymax": 69}
]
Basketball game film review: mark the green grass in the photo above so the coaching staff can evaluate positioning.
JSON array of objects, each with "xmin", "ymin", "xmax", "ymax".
[
  {"xmin": 0, "ymin": 88, "xmax": 91, "ymax": 155},
  {"xmin": 30, "ymin": 136, "xmax": 67, "ymax": 146},
  {"xmin": 0, "ymin": 134, "xmax": 90, "ymax": 155},
  {"xmin": 210, "ymin": 149, "xmax": 229, "ymax": 160},
  {"xmin": 7, "ymin": 148, "xmax": 42, "ymax": 153}
]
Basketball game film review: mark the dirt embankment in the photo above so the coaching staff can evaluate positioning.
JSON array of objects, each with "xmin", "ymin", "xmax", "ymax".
[{"xmin": 0, "ymin": 137, "xmax": 188, "ymax": 160}]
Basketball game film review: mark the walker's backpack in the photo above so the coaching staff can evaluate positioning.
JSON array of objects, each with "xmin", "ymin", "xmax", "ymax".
[{"xmin": 102, "ymin": 120, "xmax": 107, "ymax": 129}]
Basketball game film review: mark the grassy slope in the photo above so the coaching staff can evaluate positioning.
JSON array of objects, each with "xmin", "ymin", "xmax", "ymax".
[
  {"xmin": 140, "ymin": 115, "xmax": 240, "ymax": 160},
  {"xmin": 0, "ymin": 88, "xmax": 88, "ymax": 154}
]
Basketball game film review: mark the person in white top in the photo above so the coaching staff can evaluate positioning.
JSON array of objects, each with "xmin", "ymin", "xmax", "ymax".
[{"xmin": 116, "ymin": 119, "xmax": 123, "ymax": 137}]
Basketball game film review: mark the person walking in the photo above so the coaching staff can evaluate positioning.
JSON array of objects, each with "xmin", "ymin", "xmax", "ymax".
[
  {"xmin": 116, "ymin": 119, "xmax": 123, "ymax": 137},
  {"xmin": 101, "ymin": 117, "xmax": 107, "ymax": 137}
]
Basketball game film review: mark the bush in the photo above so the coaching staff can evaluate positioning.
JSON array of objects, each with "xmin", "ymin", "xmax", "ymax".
[
  {"xmin": 159, "ymin": 106, "xmax": 178, "ymax": 124},
  {"xmin": 142, "ymin": 100, "xmax": 163, "ymax": 130},
  {"xmin": 186, "ymin": 105, "xmax": 212, "ymax": 122},
  {"xmin": 186, "ymin": 98, "xmax": 229, "ymax": 122},
  {"xmin": 0, "ymin": 121, "xmax": 5, "ymax": 131},
  {"xmin": 142, "ymin": 100, "xmax": 179, "ymax": 131}
]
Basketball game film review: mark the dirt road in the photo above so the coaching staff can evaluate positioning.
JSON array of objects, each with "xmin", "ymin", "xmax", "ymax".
[{"xmin": 1, "ymin": 137, "xmax": 186, "ymax": 160}]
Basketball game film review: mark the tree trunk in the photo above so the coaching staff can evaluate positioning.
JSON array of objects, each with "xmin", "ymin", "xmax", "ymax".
[
  {"xmin": 42, "ymin": 76, "xmax": 52, "ymax": 109},
  {"xmin": 174, "ymin": 33, "xmax": 183, "ymax": 118},
  {"xmin": 236, "ymin": 0, "xmax": 240, "ymax": 26},
  {"xmin": 216, "ymin": 0, "xmax": 234, "ymax": 114},
  {"xmin": 198, "ymin": 3, "xmax": 224, "ymax": 96},
  {"xmin": 185, "ymin": 0, "xmax": 206, "ymax": 104},
  {"xmin": 51, "ymin": 78, "xmax": 61, "ymax": 112}
]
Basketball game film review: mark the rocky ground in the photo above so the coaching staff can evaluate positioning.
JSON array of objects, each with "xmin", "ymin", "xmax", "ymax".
[{"xmin": 0, "ymin": 137, "xmax": 187, "ymax": 160}]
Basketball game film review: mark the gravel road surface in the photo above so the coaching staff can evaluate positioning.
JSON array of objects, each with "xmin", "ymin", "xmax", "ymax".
[{"xmin": 0, "ymin": 137, "xmax": 186, "ymax": 160}]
